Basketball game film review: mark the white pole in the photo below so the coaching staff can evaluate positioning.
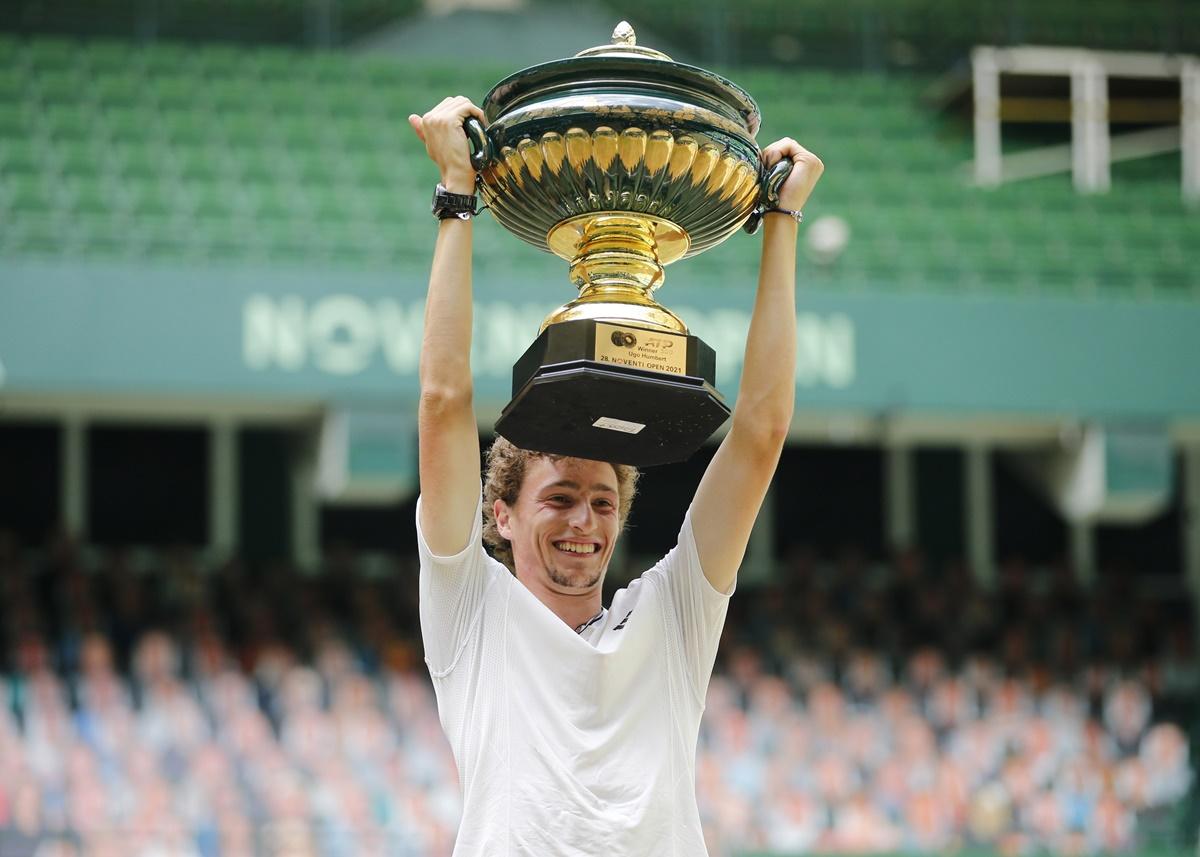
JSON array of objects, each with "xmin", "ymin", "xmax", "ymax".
[
  {"xmin": 973, "ymin": 47, "xmax": 1003, "ymax": 187},
  {"xmin": 1072, "ymin": 58, "xmax": 1110, "ymax": 193},
  {"xmin": 1182, "ymin": 58, "xmax": 1200, "ymax": 205}
]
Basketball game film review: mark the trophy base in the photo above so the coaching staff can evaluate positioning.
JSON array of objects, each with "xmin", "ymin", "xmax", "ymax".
[{"xmin": 494, "ymin": 319, "xmax": 731, "ymax": 467}]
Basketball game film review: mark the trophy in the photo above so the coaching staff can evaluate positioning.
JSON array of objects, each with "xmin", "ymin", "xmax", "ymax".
[{"xmin": 468, "ymin": 22, "xmax": 791, "ymax": 466}]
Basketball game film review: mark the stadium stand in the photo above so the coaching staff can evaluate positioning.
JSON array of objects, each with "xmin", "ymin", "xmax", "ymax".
[
  {"xmin": 0, "ymin": 530, "xmax": 1193, "ymax": 855},
  {"xmin": 1, "ymin": 37, "xmax": 1196, "ymax": 298}
]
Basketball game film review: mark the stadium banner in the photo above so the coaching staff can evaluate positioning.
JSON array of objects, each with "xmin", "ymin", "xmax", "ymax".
[{"xmin": 2, "ymin": 258, "xmax": 1199, "ymax": 420}]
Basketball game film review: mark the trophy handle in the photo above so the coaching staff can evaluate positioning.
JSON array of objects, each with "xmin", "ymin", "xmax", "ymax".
[
  {"xmin": 742, "ymin": 158, "xmax": 795, "ymax": 235},
  {"xmin": 463, "ymin": 117, "xmax": 493, "ymax": 172}
]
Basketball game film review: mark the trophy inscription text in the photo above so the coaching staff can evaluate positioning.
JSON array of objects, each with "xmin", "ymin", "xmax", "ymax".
[{"xmin": 594, "ymin": 323, "xmax": 688, "ymax": 376}]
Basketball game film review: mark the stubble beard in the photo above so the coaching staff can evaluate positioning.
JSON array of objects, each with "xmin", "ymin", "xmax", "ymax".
[{"xmin": 547, "ymin": 562, "xmax": 603, "ymax": 590}]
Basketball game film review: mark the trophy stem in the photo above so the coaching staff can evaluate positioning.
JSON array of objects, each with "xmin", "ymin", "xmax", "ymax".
[
  {"xmin": 569, "ymin": 215, "xmax": 664, "ymax": 292},
  {"xmin": 542, "ymin": 214, "xmax": 689, "ymax": 334}
]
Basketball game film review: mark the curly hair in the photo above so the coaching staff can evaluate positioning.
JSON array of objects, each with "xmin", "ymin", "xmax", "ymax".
[{"xmin": 482, "ymin": 437, "xmax": 640, "ymax": 572}]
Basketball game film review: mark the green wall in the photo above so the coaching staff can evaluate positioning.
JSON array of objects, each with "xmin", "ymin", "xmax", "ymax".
[{"xmin": 2, "ymin": 257, "xmax": 1199, "ymax": 421}]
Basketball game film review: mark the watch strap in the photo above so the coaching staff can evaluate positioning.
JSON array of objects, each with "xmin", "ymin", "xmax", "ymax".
[{"xmin": 432, "ymin": 183, "xmax": 479, "ymax": 220}]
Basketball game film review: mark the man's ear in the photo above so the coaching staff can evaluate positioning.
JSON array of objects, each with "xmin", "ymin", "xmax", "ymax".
[{"xmin": 494, "ymin": 499, "xmax": 513, "ymax": 540}]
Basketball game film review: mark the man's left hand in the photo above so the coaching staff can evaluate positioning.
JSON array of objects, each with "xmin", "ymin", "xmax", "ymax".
[{"xmin": 762, "ymin": 138, "xmax": 824, "ymax": 213}]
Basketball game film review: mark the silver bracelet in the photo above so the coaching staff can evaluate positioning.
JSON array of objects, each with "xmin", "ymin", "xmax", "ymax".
[{"xmin": 763, "ymin": 207, "xmax": 803, "ymax": 223}]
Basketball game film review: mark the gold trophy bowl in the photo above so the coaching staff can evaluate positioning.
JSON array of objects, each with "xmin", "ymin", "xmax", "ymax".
[{"xmin": 470, "ymin": 23, "xmax": 790, "ymax": 466}]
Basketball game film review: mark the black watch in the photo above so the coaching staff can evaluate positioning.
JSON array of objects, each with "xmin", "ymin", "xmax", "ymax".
[{"xmin": 432, "ymin": 183, "xmax": 479, "ymax": 221}]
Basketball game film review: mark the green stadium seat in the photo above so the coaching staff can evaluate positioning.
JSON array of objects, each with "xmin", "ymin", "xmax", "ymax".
[
  {"xmin": 250, "ymin": 184, "xmax": 302, "ymax": 222},
  {"xmin": 4, "ymin": 218, "xmax": 65, "ymax": 257},
  {"xmin": 173, "ymin": 145, "xmax": 225, "ymax": 183},
  {"xmin": 107, "ymin": 141, "xmax": 166, "ymax": 181},
  {"xmin": 291, "ymin": 151, "xmax": 337, "ymax": 188},
  {"xmin": 233, "ymin": 147, "xmax": 286, "ymax": 185},
  {"xmin": 61, "ymin": 176, "xmax": 117, "ymax": 217},
  {"xmin": 250, "ymin": 80, "xmax": 304, "ymax": 118},
  {"xmin": 248, "ymin": 48, "xmax": 301, "ymax": 83},
  {"xmin": 101, "ymin": 106, "xmax": 158, "ymax": 144},
  {"xmin": 144, "ymin": 74, "xmax": 202, "ymax": 110},
  {"xmin": 77, "ymin": 215, "xmax": 136, "ymax": 259},
  {"xmin": 180, "ymin": 180, "xmax": 236, "ymax": 220},
  {"xmin": 53, "ymin": 139, "xmax": 108, "ymax": 179},
  {"xmin": 124, "ymin": 180, "xmax": 177, "ymax": 219},
  {"xmin": 220, "ymin": 113, "xmax": 269, "ymax": 149},
  {"xmin": 0, "ymin": 103, "xmax": 32, "ymax": 139},
  {"xmin": 1, "ymin": 139, "xmax": 45, "ymax": 174},
  {"xmin": 271, "ymin": 114, "xmax": 319, "ymax": 151},
  {"xmin": 37, "ymin": 104, "xmax": 94, "ymax": 140},
  {"xmin": 80, "ymin": 41, "xmax": 138, "ymax": 75},
  {"xmin": 4, "ymin": 174, "xmax": 59, "ymax": 215},
  {"xmin": 135, "ymin": 43, "xmax": 196, "ymax": 78},
  {"xmin": 205, "ymin": 78, "xmax": 259, "ymax": 114},
  {"xmin": 0, "ymin": 67, "xmax": 24, "ymax": 104},
  {"xmin": 159, "ymin": 108, "xmax": 218, "ymax": 146},
  {"xmin": 24, "ymin": 38, "xmax": 79, "ymax": 72},
  {"xmin": 191, "ymin": 43, "xmax": 254, "ymax": 78},
  {"xmin": 93, "ymin": 73, "xmax": 146, "ymax": 108},
  {"xmin": 33, "ymin": 68, "xmax": 91, "ymax": 105}
]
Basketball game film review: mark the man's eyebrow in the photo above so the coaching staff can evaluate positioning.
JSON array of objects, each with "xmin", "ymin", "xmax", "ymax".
[{"xmin": 545, "ymin": 479, "xmax": 617, "ymax": 494}]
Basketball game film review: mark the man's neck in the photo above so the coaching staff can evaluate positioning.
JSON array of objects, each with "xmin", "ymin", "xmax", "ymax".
[{"xmin": 517, "ymin": 574, "xmax": 604, "ymax": 632}]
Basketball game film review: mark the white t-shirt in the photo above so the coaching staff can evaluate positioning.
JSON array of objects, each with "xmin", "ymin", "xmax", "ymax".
[{"xmin": 416, "ymin": 493, "xmax": 733, "ymax": 856}]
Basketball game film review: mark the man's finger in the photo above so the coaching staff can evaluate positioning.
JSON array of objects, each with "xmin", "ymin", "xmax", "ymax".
[
  {"xmin": 761, "ymin": 148, "xmax": 791, "ymax": 167},
  {"xmin": 408, "ymin": 114, "xmax": 426, "ymax": 142},
  {"xmin": 447, "ymin": 99, "xmax": 487, "ymax": 126}
]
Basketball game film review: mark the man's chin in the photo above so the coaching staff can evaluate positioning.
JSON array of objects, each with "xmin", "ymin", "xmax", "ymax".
[{"xmin": 547, "ymin": 565, "xmax": 604, "ymax": 590}]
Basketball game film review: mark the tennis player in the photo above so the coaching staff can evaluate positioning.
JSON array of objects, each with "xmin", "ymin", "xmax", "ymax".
[{"xmin": 409, "ymin": 96, "xmax": 822, "ymax": 855}]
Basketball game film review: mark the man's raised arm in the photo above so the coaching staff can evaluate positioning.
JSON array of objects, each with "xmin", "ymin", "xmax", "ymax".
[
  {"xmin": 690, "ymin": 139, "xmax": 824, "ymax": 593},
  {"xmin": 409, "ymin": 97, "xmax": 488, "ymax": 556}
]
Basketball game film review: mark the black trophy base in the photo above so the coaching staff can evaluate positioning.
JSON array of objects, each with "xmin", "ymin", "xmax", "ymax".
[{"xmin": 493, "ymin": 319, "xmax": 731, "ymax": 467}]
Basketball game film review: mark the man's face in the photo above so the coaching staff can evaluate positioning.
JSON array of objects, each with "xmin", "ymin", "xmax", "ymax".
[{"xmin": 496, "ymin": 456, "xmax": 621, "ymax": 594}]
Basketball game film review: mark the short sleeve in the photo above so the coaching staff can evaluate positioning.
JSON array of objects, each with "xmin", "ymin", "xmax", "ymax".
[
  {"xmin": 416, "ymin": 492, "xmax": 504, "ymax": 678},
  {"xmin": 644, "ymin": 507, "xmax": 734, "ymax": 703}
]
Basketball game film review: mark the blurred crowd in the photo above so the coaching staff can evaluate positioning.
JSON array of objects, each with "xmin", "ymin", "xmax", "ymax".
[{"xmin": 0, "ymin": 529, "xmax": 1195, "ymax": 857}]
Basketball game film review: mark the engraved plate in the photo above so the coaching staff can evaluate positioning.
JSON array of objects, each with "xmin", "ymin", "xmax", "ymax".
[
  {"xmin": 594, "ymin": 323, "xmax": 687, "ymax": 376},
  {"xmin": 593, "ymin": 416, "xmax": 646, "ymax": 434}
]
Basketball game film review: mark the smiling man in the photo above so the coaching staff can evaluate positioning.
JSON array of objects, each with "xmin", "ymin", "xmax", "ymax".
[{"xmin": 409, "ymin": 96, "xmax": 822, "ymax": 856}]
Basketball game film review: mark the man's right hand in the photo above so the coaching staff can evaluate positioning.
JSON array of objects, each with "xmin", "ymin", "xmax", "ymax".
[{"xmin": 408, "ymin": 96, "xmax": 488, "ymax": 196}]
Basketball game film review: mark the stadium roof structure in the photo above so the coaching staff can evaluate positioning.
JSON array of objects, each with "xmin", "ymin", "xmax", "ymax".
[{"xmin": 921, "ymin": 45, "xmax": 1200, "ymax": 200}]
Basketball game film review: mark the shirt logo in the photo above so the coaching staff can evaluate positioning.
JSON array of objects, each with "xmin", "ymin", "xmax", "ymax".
[{"xmin": 612, "ymin": 610, "xmax": 633, "ymax": 631}]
